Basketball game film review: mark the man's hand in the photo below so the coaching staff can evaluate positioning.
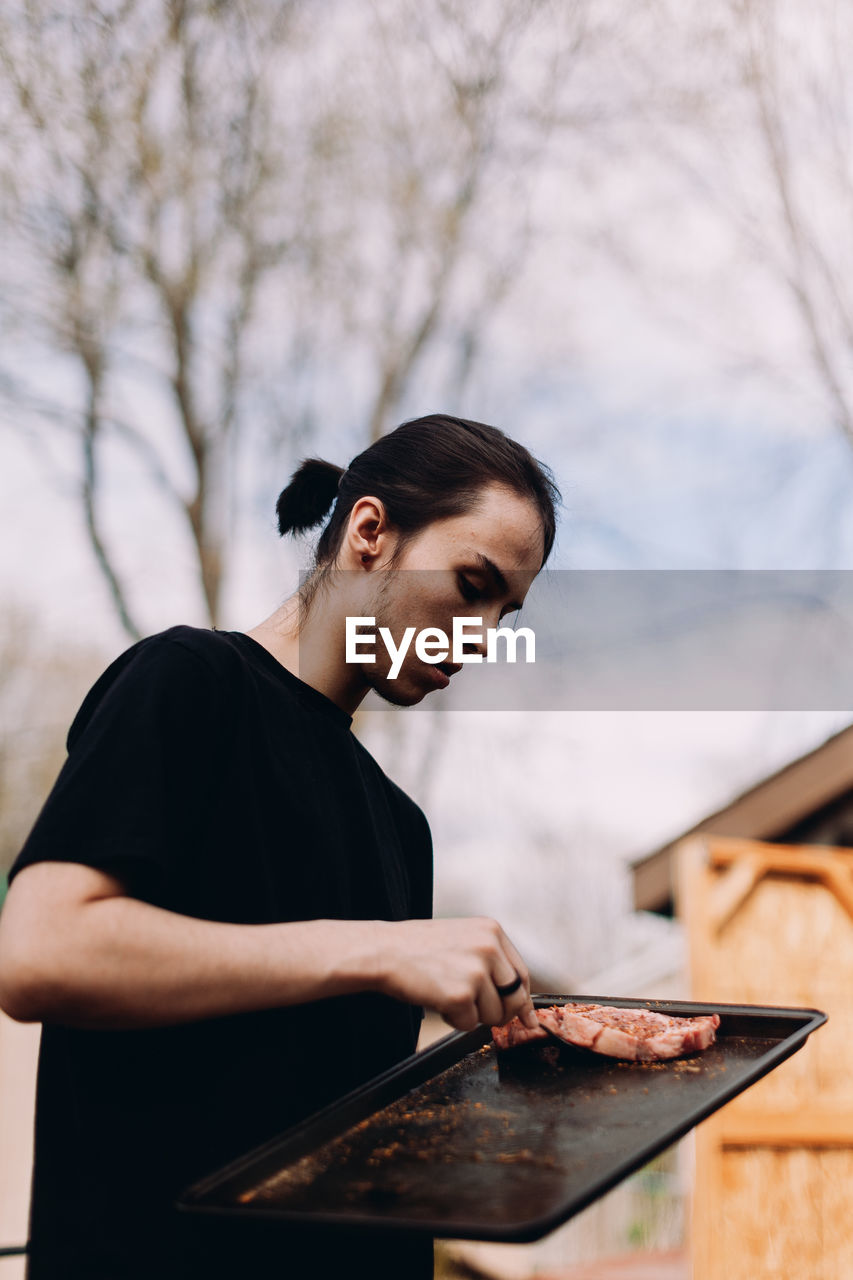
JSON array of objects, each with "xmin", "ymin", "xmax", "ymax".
[{"xmin": 370, "ymin": 917, "xmax": 538, "ymax": 1033}]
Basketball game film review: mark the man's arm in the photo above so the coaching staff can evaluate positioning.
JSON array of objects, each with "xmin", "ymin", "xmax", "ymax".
[{"xmin": 0, "ymin": 861, "xmax": 538, "ymax": 1033}]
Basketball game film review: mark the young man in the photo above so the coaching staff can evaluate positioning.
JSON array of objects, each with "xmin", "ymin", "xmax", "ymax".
[{"xmin": 0, "ymin": 415, "xmax": 559, "ymax": 1278}]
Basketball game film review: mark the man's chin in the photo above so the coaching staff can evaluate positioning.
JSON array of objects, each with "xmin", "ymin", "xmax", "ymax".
[{"xmin": 366, "ymin": 673, "xmax": 432, "ymax": 708}]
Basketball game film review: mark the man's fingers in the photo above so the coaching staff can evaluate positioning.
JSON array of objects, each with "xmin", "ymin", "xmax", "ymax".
[
  {"xmin": 438, "ymin": 991, "xmax": 481, "ymax": 1032},
  {"xmin": 417, "ymin": 918, "xmax": 539, "ymax": 1032},
  {"xmin": 510, "ymin": 987, "xmax": 539, "ymax": 1030},
  {"xmin": 499, "ymin": 932, "xmax": 530, "ymax": 991},
  {"xmin": 494, "ymin": 930, "xmax": 537, "ymax": 1029},
  {"xmin": 490, "ymin": 931, "xmax": 525, "ymax": 995},
  {"xmin": 441, "ymin": 1006, "xmax": 479, "ymax": 1032},
  {"xmin": 489, "ymin": 977, "xmax": 537, "ymax": 1029},
  {"xmin": 476, "ymin": 976, "xmax": 507, "ymax": 1031}
]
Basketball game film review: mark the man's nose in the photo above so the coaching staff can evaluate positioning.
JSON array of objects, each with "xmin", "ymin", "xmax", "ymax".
[{"xmin": 463, "ymin": 608, "xmax": 503, "ymax": 657}]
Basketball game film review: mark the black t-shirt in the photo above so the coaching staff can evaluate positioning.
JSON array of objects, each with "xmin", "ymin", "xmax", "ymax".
[{"xmin": 9, "ymin": 626, "xmax": 434, "ymax": 1279}]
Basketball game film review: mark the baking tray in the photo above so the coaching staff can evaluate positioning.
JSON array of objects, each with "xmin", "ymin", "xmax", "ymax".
[{"xmin": 178, "ymin": 995, "xmax": 826, "ymax": 1243}]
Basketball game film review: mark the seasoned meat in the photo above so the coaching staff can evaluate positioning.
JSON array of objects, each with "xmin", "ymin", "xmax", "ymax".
[
  {"xmin": 493, "ymin": 1004, "xmax": 720, "ymax": 1061},
  {"xmin": 490, "ymin": 1018, "xmax": 551, "ymax": 1051}
]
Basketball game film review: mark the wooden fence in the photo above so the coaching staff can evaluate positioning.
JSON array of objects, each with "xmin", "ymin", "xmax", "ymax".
[{"xmin": 677, "ymin": 835, "xmax": 853, "ymax": 1280}]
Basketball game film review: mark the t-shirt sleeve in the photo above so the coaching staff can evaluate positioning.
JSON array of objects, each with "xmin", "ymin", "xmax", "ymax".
[{"xmin": 8, "ymin": 634, "xmax": 231, "ymax": 907}]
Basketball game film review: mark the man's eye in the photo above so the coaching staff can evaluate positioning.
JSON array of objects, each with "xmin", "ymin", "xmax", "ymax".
[{"xmin": 458, "ymin": 576, "xmax": 482, "ymax": 603}]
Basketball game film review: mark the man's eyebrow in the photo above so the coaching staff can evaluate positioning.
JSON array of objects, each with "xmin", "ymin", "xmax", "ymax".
[{"xmin": 469, "ymin": 553, "xmax": 523, "ymax": 612}]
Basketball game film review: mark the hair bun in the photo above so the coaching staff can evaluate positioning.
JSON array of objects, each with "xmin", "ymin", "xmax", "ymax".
[{"xmin": 276, "ymin": 458, "xmax": 345, "ymax": 537}]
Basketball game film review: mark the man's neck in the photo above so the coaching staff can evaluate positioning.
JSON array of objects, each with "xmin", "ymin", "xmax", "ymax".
[{"xmin": 245, "ymin": 595, "xmax": 368, "ymax": 716}]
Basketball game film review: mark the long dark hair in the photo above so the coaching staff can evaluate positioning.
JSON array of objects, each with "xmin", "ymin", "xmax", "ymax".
[{"xmin": 276, "ymin": 414, "xmax": 560, "ymax": 578}]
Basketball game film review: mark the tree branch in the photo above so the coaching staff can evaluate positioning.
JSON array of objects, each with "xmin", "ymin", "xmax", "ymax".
[
  {"xmin": 80, "ymin": 350, "xmax": 142, "ymax": 641},
  {"xmin": 742, "ymin": 0, "xmax": 853, "ymax": 448}
]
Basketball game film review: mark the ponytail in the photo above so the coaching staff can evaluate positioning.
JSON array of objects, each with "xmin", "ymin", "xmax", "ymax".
[
  {"xmin": 276, "ymin": 459, "xmax": 345, "ymax": 537},
  {"xmin": 277, "ymin": 414, "xmax": 560, "ymax": 573}
]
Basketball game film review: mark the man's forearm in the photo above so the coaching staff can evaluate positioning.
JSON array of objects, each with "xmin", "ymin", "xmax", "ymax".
[
  {"xmin": 0, "ymin": 863, "xmax": 538, "ymax": 1033},
  {"xmin": 1, "ymin": 893, "xmax": 388, "ymax": 1029}
]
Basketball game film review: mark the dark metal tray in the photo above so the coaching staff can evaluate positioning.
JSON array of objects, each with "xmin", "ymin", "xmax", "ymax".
[{"xmin": 178, "ymin": 995, "xmax": 826, "ymax": 1243}]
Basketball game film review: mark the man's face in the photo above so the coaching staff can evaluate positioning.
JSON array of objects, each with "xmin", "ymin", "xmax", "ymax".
[{"xmin": 359, "ymin": 484, "xmax": 545, "ymax": 707}]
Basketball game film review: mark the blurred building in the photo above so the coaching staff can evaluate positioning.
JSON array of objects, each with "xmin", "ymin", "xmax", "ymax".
[{"xmin": 632, "ymin": 722, "xmax": 853, "ymax": 918}]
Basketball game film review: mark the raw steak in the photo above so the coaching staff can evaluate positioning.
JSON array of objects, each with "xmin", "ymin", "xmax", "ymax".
[
  {"xmin": 492, "ymin": 1004, "xmax": 720, "ymax": 1061},
  {"xmin": 490, "ymin": 1017, "xmax": 552, "ymax": 1050}
]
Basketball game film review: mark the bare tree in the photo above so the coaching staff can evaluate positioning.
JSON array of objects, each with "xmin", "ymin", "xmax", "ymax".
[
  {"xmin": 572, "ymin": 0, "xmax": 853, "ymax": 459},
  {"xmin": 732, "ymin": 0, "xmax": 853, "ymax": 449},
  {"xmin": 0, "ymin": 0, "xmax": 301, "ymax": 635},
  {"xmin": 338, "ymin": 0, "xmax": 585, "ymax": 441},
  {"xmin": 244, "ymin": 0, "xmax": 594, "ymax": 452},
  {"xmin": 0, "ymin": 1, "xmax": 590, "ymax": 639}
]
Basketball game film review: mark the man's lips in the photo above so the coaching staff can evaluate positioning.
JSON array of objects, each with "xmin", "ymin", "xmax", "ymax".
[{"xmin": 427, "ymin": 661, "xmax": 462, "ymax": 688}]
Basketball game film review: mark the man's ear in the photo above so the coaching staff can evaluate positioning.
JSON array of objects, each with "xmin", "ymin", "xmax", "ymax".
[{"xmin": 342, "ymin": 496, "xmax": 392, "ymax": 568}]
